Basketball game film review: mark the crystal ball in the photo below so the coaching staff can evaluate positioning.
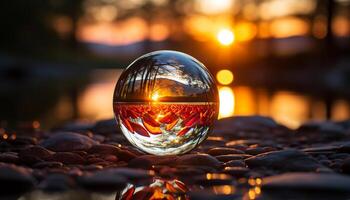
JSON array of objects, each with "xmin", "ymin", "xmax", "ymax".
[{"xmin": 113, "ymin": 50, "xmax": 218, "ymax": 155}]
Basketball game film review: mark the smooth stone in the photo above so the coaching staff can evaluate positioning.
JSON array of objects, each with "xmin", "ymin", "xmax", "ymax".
[
  {"xmin": 207, "ymin": 147, "xmax": 244, "ymax": 156},
  {"xmin": 33, "ymin": 161, "xmax": 63, "ymax": 168},
  {"xmin": 88, "ymin": 144, "xmax": 119, "ymax": 155},
  {"xmin": 215, "ymin": 154, "xmax": 251, "ymax": 162},
  {"xmin": 116, "ymin": 149, "xmax": 137, "ymax": 161},
  {"xmin": 298, "ymin": 122, "xmax": 345, "ymax": 136},
  {"xmin": 223, "ymin": 167, "xmax": 249, "ymax": 176},
  {"xmin": 38, "ymin": 174, "xmax": 76, "ymax": 191},
  {"xmin": 129, "ymin": 155, "xmax": 178, "ymax": 168},
  {"xmin": 263, "ymin": 172, "xmax": 350, "ymax": 192},
  {"xmin": 41, "ymin": 132, "xmax": 97, "ymax": 152},
  {"xmin": 245, "ymin": 149, "xmax": 323, "ymax": 172},
  {"xmin": 176, "ymin": 154, "xmax": 222, "ymax": 169},
  {"xmin": 0, "ymin": 164, "xmax": 35, "ymax": 193},
  {"xmin": 12, "ymin": 135, "xmax": 38, "ymax": 145},
  {"xmin": 215, "ymin": 116, "xmax": 278, "ymax": 133},
  {"xmin": 92, "ymin": 119, "xmax": 118, "ymax": 135},
  {"xmin": 224, "ymin": 160, "xmax": 246, "ymax": 167},
  {"xmin": 341, "ymin": 158, "xmax": 350, "ymax": 174},
  {"xmin": 226, "ymin": 139, "xmax": 261, "ymax": 147},
  {"xmin": 19, "ymin": 146, "xmax": 53, "ymax": 160},
  {"xmin": 78, "ymin": 170, "xmax": 126, "ymax": 191},
  {"xmin": 0, "ymin": 153, "xmax": 19, "ymax": 164},
  {"xmin": 245, "ymin": 147, "xmax": 276, "ymax": 155},
  {"xmin": 48, "ymin": 152, "xmax": 85, "ymax": 165}
]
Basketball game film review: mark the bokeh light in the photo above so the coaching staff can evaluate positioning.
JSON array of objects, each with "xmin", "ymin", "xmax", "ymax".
[
  {"xmin": 216, "ymin": 69, "xmax": 234, "ymax": 85},
  {"xmin": 218, "ymin": 86, "xmax": 235, "ymax": 119},
  {"xmin": 217, "ymin": 28, "xmax": 235, "ymax": 46}
]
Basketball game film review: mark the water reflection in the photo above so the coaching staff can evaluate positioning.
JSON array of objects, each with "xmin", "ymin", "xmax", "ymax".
[{"xmin": 75, "ymin": 69, "xmax": 349, "ymax": 129}]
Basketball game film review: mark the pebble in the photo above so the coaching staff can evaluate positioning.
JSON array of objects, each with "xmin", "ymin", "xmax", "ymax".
[
  {"xmin": 176, "ymin": 154, "xmax": 222, "ymax": 169},
  {"xmin": 88, "ymin": 144, "xmax": 119, "ymax": 155},
  {"xmin": 207, "ymin": 147, "xmax": 245, "ymax": 156},
  {"xmin": 215, "ymin": 154, "xmax": 251, "ymax": 162},
  {"xmin": 0, "ymin": 152, "xmax": 19, "ymax": 164},
  {"xmin": 48, "ymin": 152, "xmax": 85, "ymax": 165},
  {"xmin": 19, "ymin": 146, "xmax": 53, "ymax": 160},
  {"xmin": 263, "ymin": 172, "xmax": 350, "ymax": 192},
  {"xmin": 78, "ymin": 170, "xmax": 127, "ymax": 191},
  {"xmin": 223, "ymin": 167, "xmax": 249, "ymax": 177},
  {"xmin": 38, "ymin": 174, "xmax": 76, "ymax": 191},
  {"xmin": 224, "ymin": 160, "xmax": 246, "ymax": 167},
  {"xmin": 0, "ymin": 164, "xmax": 35, "ymax": 193},
  {"xmin": 41, "ymin": 132, "xmax": 97, "ymax": 152},
  {"xmin": 245, "ymin": 149, "xmax": 323, "ymax": 172},
  {"xmin": 33, "ymin": 161, "xmax": 63, "ymax": 168}
]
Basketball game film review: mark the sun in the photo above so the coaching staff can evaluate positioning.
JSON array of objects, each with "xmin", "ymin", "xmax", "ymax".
[
  {"xmin": 151, "ymin": 92, "xmax": 160, "ymax": 101},
  {"xmin": 217, "ymin": 28, "xmax": 235, "ymax": 46}
]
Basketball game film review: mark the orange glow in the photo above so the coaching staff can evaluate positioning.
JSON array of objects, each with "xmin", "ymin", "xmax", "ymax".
[
  {"xmin": 149, "ymin": 23, "xmax": 169, "ymax": 41},
  {"xmin": 195, "ymin": 0, "xmax": 233, "ymax": 14},
  {"xmin": 333, "ymin": 16, "xmax": 350, "ymax": 37},
  {"xmin": 270, "ymin": 17, "xmax": 309, "ymax": 38},
  {"xmin": 216, "ymin": 69, "xmax": 234, "ymax": 85},
  {"xmin": 218, "ymin": 86, "xmax": 235, "ymax": 119},
  {"xmin": 270, "ymin": 91, "xmax": 309, "ymax": 129},
  {"xmin": 235, "ymin": 22, "xmax": 257, "ymax": 42},
  {"xmin": 313, "ymin": 16, "xmax": 327, "ymax": 39},
  {"xmin": 234, "ymin": 86, "xmax": 256, "ymax": 115},
  {"xmin": 332, "ymin": 99, "xmax": 350, "ymax": 120},
  {"xmin": 217, "ymin": 28, "xmax": 235, "ymax": 45},
  {"xmin": 2, "ymin": 134, "xmax": 8, "ymax": 140},
  {"xmin": 77, "ymin": 17, "xmax": 148, "ymax": 46},
  {"xmin": 78, "ymin": 82, "xmax": 115, "ymax": 120}
]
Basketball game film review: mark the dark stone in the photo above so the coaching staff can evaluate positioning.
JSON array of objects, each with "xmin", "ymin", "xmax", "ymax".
[
  {"xmin": 38, "ymin": 174, "xmax": 76, "ymax": 191},
  {"xmin": 33, "ymin": 161, "xmax": 63, "ymax": 168},
  {"xmin": 215, "ymin": 154, "xmax": 251, "ymax": 162},
  {"xmin": 117, "ymin": 149, "xmax": 137, "ymax": 161},
  {"xmin": 223, "ymin": 167, "xmax": 249, "ymax": 177},
  {"xmin": 207, "ymin": 147, "xmax": 244, "ymax": 156},
  {"xmin": 245, "ymin": 149, "xmax": 323, "ymax": 172},
  {"xmin": 224, "ymin": 160, "xmax": 246, "ymax": 167},
  {"xmin": 245, "ymin": 147, "xmax": 276, "ymax": 155},
  {"xmin": 0, "ymin": 164, "xmax": 35, "ymax": 194},
  {"xmin": 48, "ymin": 152, "xmax": 85, "ymax": 165},
  {"xmin": 194, "ymin": 173, "xmax": 233, "ymax": 186},
  {"xmin": 176, "ymin": 154, "xmax": 221, "ymax": 169},
  {"xmin": 78, "ymin": 170, "xmax": 126, "ymax": 191},
  {"xmin": 0, "ymin": 153, "xmax": 19, "ymax": 164},
  {"xmin": 263, "ymin": 173, "xmax": 350, "ymax": 192},
  {"xmin": 41, "ymin": 132, "xmax": 97, "ymax": 152},
  {"xmin": 19, "ymin": 146, "xmax": 53, "ymax": 160},
  {"xmin": 88, "ymin": 144, "xmax": 119, "ymax": 155},
  {"xmin": 341, "ymin": 158, "xmax": 350, "ymax": 174}
]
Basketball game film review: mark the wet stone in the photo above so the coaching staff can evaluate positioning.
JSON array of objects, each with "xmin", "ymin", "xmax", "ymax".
[
  {"xmin": 245, "ymin": 147, "xmax": 276, "ymax": 155},
  {"xmin": 33, "ymin": 161, "xmax": 63, "ymax": 168},
  {"xmin": 245, "ymin": 149, "xmax": 323, "ymax": 172},
  {"xmin": 223, "ymin": 167, "xmax": 249, "ymax": 177},
  {"xmin": 224, "ymin": 160, "xmax": 246, "ymax": 167},
  {"xmin": 207, "ymin": 147, "xmax": 245, "ymax": 156},
  {"xmin": 38, "ymin": 174, "xmax": 76, "ymax": 191},
  {"xmin": 0, "ymin": 164, "xmax": 35, "ymax": 194},
  {"xmin": 176, "ymin": 154, "xmax": 222, "ymax": 169},
  {"xmin": 215, "ymin": 154, "xmax": 251, "ymax": 162},
  {"xmin": 41, "ymin": 132, "xmax": 97, "ymax": 152},
  {"xmin": 0, "ymin": 152, "xmax": 19, "ymax": 164},
  {"xmin": 88, "ymin": 144, "xmax": 119, "ymax": 155},
  {"xmin": 263, "ymin": 172, "xmax": 350, "ymax": 192},
  {"xmin": 48, "ymin": 152, "xmax": 85, "ymax": 165},
  {"xmin": 19, "ymin": 146, "xmax": 53, "ymax": 160}
]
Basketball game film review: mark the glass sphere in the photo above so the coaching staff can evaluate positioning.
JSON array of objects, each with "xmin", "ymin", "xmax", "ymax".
[{"xmin": 113, "ymin": 50, "xmax": 218, "ymax": 155}]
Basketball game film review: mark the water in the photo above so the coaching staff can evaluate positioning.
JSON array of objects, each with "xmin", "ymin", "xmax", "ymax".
[{"xmin": 114, "ymin": 102, "xmax": 217, "ymax": 155}]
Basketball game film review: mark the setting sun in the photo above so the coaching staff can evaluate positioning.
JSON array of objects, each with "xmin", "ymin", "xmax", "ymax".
[
  {"xmin": 151, "ymin": 92, "xmax": 160, "ymax": 101},
  {"xmin": 217, "ymin": 28, "xmax": 235, "ymax": 46}
]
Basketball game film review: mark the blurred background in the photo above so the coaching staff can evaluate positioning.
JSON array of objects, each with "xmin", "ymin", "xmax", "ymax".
[{"xmin": 0, "ymin": 0, "xmax": 349, "ymax": 129}]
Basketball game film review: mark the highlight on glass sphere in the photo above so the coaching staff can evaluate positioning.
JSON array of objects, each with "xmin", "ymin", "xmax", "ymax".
[{"xmin": 113, "ymin": 50, "xmax": 218, "ymax": 155}]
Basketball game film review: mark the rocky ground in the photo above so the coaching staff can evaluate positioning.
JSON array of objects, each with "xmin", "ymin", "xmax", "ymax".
[{"xmin": 1, "ymin": 116, "xmax": 350, "ymax": 200}]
